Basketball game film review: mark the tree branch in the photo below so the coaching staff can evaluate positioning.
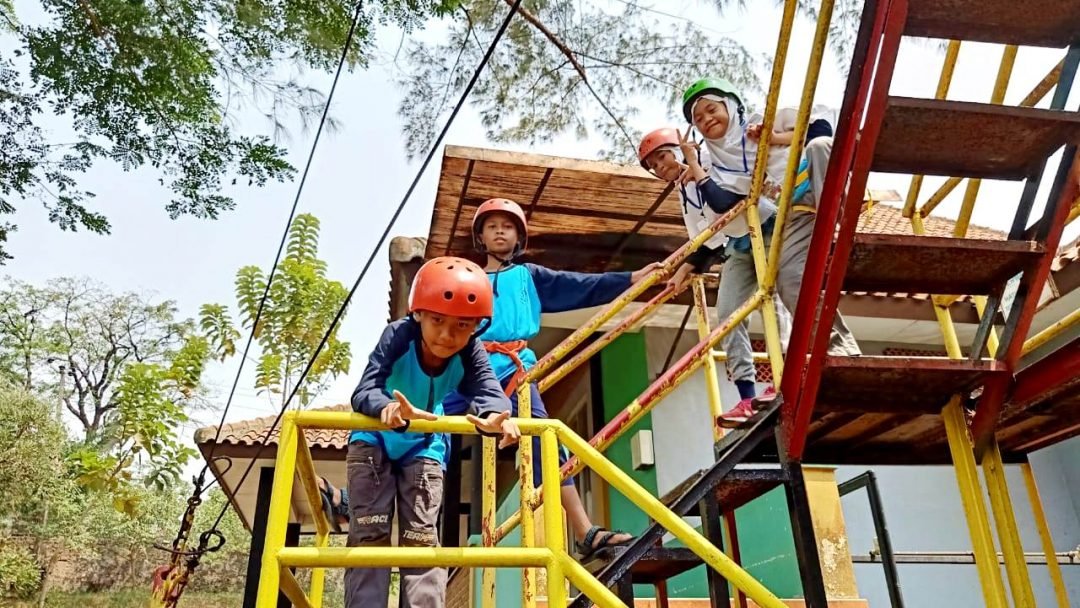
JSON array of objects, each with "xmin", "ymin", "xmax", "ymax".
[
  {"xmin": 503, "ymin": 0, "xmax": 590, "ymax": 84},
  {"xmin": 497, "ymin": 2, "xmax": 636, "ymax": 154}
]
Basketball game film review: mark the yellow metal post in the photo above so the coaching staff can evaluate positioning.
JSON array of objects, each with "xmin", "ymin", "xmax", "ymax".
[
  {"xmin": 1067, "ymin": 197, "xmax": 1080, "ymax": 226},
  {"xmin": 973, "ymin": 296, "xmax": 1000, "ymax": 356},
  {"xmin": 493, "ymin": 293, "xmax": 765, "ymax": 545},
  {"xmin": 557, "ymin": 424, "xmax": 787, "ymax": 608},
  {"xmin": 693, "ymin": 276, "xmax": 726, "ymax": 442},
  {"xmin": 942, "ymin": 399, "xmax": 1008, "ymax": 608},
  {"xmin": 539, "ymin": 281, "xmax": 686, "ymax": 394},
  {"xmin": 294, "ymin": 433, "xmax": 329, "ymax": 608},
  {"xmin": 542, "ymin": 430, "xmax": 567, "ymax": 608},
  {"xmin": 982, "ymin": 441, "xmax": 1036, "ymax": 607},
  {"xmin": 276, "ymin": 546, "xmax": 553, "ymax": 569},
  {"xmin": 519, "ymin": 383, "xmax": 538, "ymax": 608},
  {"xmin": 1021, "ymin": 462, "xmax": 1070, "ymax": 607},
  {"xmin": 905, "ymin": 39, "xmax": 960, "ymax": 218},
  {"xmin": 308, "ymin": 529, "xmax": 328, "ymax": 608},
  {"xmin": 560, "ymin": 553, "xmax": 628, "ymax": 608},
  {"xmin": 481, "ymin": 436, "xmax": 497, "ymax": 608},
  {"xmin": 1022, "ymin": 306, "xmax": 1080, "ymax": 355},
  {"xmin": 954, "ymin": 44, "xmax": 1017, "ymax": 238},
  {"xmin": 255, "ymin": 415, "xmax": 300, "ymax": 608},
  {"xmin": 279, "ymin": 568, "xmax": 315, "ymax": 608}
]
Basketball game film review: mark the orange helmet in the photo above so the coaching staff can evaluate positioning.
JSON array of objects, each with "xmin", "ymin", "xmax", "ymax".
[
  {"xmin": 472, "ymin": 198, "xmax": 528, "ymax": 253},
  {"xmin": 638, "ymin": 128, "xmax": 681, "ymax": 170},
  {"xmin": 409, "ymin": 257, "xmax": 493, "ymax": 319}
]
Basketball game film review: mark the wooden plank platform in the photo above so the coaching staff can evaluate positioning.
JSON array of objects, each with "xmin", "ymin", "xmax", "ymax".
[
  {"xmin": 844, "ymin": 234, "xmax": 1044, "ymax": 295},
  {"xmin": 872, "ymin": 98, "xmax": 1080, "ymax": 180},
  {"xmin": 905, "ymin": 0, "xmax": 1080, "ymax": 48}
]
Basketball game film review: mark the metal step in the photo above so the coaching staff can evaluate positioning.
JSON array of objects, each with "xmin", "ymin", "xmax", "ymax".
[
  {"xmin": 661, "ymin": 466, "xmax": 787, "ymax": 514},
  {"xmin": 580, "ymin": 546, "xmax": 702, "ymax": 585},
  {"xmin": 818, "ymin": 356, "xmax": 1009, "ymax": 415},
  {"xmin": 905, "ymin": 0, "xmax": 1080, "ymax": 48},
  {"xmin": 567, "ymin": 399, "xmax": 783, "ymax": 608},
  {"xmin": 873, "ymin": 97, "xmax": 1080, "ymax": 179},
  {"xmin": 844, "ymin": 234, "xmax": 1045, "ymax": 295}
]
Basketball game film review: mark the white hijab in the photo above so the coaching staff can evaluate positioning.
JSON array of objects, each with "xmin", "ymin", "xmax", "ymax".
[{"xmin": 693, "ymin": 94, "xmax": 836, "ymax": 236}]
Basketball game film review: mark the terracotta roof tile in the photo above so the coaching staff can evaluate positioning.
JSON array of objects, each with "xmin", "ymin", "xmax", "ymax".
[
  {"xmin": 195, "ymin": 404, "xmax": 351, "ymax": 450},
  {"xmin": 856, "ymin": 203, "xmax": 1005, "ymax": 240}
]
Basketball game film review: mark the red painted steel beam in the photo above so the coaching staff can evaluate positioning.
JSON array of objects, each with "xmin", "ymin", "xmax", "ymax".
[
  {"xmin": 971, "ymin": 150, "xmax": 1079, "ymax": 456},
  {"xmin": 1009, "ymin": 338, "xmax": 1080, "ymax": 411},
  {"xmin": 781, "ymin": 0, "xmax": 910, "ymax": 459}
]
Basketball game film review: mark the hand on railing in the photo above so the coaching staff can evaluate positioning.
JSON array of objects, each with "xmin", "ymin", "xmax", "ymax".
[
  {"xmin": 467, "ymin": 410, "xmax": 522, "ymax": 449},
  {"xmin": 631, "ymin": 261, "xmax": 666, "ymax": 284},
  {"xmin": 383, "ymin": 390, "xmax": 439, "ymax": 430},
  {"xmin": 666, "ymin": 262, "xmax": 694, "ymax": 290}
]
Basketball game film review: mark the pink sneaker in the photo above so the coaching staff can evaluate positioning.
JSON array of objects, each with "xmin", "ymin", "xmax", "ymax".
[{"xmin": 718, "ymin": 387, "xmax": 776, "ymax": 428}]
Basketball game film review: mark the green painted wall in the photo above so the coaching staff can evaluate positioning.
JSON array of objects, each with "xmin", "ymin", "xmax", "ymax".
[
  {"xmin": 599, "ymin": 332, "xmax": 659, "ymax": 598},
  {"xmin": 598, "ymin": 332, "xmax": 803, "ymax": 600},
  {"xmin": 659, "ymin": 486, "xmax": 802, "ymax": 599}
]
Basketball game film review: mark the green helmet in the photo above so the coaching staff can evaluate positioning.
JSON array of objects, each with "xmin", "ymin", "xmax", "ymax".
[{"xmin": 682, "ymin": 77, "xmax": 744, "ymax": 123}]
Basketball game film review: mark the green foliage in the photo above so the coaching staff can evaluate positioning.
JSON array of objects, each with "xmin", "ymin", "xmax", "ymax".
[
  {"xmin": 0, "ymin": 0, "xmax": 459, "ymax": 262},
  {"xmin": 0, "ymin": 278, "xmax": 224, "ymax": 496},
  {"xmin": 0, "ymin": 543, "xmax": 39, "ymax": 599},
  {"xmin": 205, "ymin": 213, "xmax": 351, "ymax": 408},
  {"xmin": 398, "ymin": 0, "xmax": 763, "ymax": 163}
]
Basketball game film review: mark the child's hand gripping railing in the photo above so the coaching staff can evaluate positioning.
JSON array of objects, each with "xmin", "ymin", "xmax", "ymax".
[{"xmin": 253, "ymin": 412, "xmax": 788, "ymax": 608}]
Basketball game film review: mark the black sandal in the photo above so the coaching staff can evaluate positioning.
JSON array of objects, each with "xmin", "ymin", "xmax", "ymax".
[
  {"xmin": 576, "ymin": 525, "xmax": 633, "ymax": 559},
  {"xmin": 317, "ymin": 477, "xmax": 349, "ymax": 533}
]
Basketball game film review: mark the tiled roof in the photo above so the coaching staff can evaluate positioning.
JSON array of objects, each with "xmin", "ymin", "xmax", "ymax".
[
  {"xmin": 856, "ymin": 202, "xmax": 1005, "ymax": 240},
  {"xmin": 194, "ymin": 404, "xmax": 351, "ymax": 450}
]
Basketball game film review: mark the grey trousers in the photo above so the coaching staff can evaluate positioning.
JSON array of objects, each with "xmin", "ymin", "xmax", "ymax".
[
  {"xmin": 344, "ymin": 441, "xmax": 446, "ymax": 608},
  {"xmin": 716, "ymin": 137, "xmax": 861, "ymax": 383}
]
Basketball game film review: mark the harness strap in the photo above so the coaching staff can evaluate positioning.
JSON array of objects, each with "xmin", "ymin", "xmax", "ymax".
[{"xmin": 483, "ymin": 339, "xmax": 530, "ymax": 396}]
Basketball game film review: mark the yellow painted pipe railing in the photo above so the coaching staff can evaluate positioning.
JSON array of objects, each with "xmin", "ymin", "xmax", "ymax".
[
  {"xmin": 492, "ymin": 0, "xmax": 831, "ymax": 547},
  {"xmin": 253, "ymin": 412, "xmax": 787, "ymax": 608}
]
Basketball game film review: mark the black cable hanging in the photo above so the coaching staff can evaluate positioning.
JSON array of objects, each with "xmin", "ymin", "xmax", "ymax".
[{"xmin": 205, "ymin": 0, "xmax": 526, "ymax": 533}]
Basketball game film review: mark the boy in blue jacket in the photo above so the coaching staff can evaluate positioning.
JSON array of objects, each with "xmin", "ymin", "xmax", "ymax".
[
  {"xmin": 444, "ymin": 198, "xmax": 661, "ymax": 558},
  {"xmin": 346, "ymin": 256, "xmax": 520, "ymax": 608}
]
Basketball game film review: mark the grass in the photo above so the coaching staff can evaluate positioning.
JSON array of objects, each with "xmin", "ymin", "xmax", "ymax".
[
  {"xmin": 3, "ymin": 590, "xmax": 243, "ymax": 608},
  {"xmin": 2, "ymin": 585, "xmax": 399, "ymax": 607}
]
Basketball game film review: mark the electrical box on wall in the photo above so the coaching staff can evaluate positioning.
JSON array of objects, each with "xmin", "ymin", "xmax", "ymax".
[{"xmin": 630, "ymin": 429, "xmax": 654, "ymax": 470}]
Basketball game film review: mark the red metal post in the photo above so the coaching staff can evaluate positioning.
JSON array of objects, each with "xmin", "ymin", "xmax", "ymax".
[
  {"xmin": 781, "ymin": 0, "xmax": 909, "ymax": 459},
  {"xmin": 971, "ymin": 150, "xmax": 1080, "ymax": 455}
]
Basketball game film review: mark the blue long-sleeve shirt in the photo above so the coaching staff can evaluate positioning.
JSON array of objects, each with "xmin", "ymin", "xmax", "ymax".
[
  {"xmin": 481, "ymin": 263, "xmax": 631, "ymax": 381},
  {"xmin": 350, "ymin": 317, "xmax": 510, "ymax": 464}
]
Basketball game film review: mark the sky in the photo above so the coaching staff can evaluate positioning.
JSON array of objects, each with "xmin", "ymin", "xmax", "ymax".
[{"xmin": 5, "ymin": 1, "xmax": 1079, "ymax": 461}]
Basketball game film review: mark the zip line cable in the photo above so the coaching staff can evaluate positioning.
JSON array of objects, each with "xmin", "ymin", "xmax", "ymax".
[
  {"xmin": 154, "ymin": 4, "xmax": 367, "ymax": 589},
  {"xmin": 199, "ymin": 2, "xmax": 366, "ymax": 470},
  {"xmin": 204, "ymin": 0, "xmax": 526, "ymax": 533}
]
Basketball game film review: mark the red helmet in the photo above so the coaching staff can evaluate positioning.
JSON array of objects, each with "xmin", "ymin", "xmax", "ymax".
[
  {"xmin": 638, "ymin": 128, "xmax": 681, "ymax": 170},
  {"xmin": 409, "ymin": 257, "xmax": 493, "ymax": 319},
  {"xmin": 472, "ymin": 198, "xmax": 528, "ymax": 253}
]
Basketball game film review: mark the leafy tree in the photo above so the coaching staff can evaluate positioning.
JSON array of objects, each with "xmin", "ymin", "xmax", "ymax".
[
  {"xmin": 203, "ymin": 213, "xmax": 351, "ymax": 409},
  {"xmin": 0, "ymin": 277, "xmax": 224, "ymax": 492},
  {"xmin": 1, "ymin": 0, "xmax": 866, "ymax": 261},
  {"xmin": 397, "ymin": 0, "xmax": 764, "ymax": 162},
  {"xmin": 0, "ymin": 0, "xmax": 459, "ymax": 262}
]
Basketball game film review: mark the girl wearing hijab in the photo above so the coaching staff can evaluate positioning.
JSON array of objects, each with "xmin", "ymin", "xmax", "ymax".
[{"xmin": 680, "ymin": 77, "xmax": 861, "ymax": 426}]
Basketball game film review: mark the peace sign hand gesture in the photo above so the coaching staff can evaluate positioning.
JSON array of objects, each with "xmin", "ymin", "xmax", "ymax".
[{"xmin": 381, "ymin": 390, "xmax": 439, "ymax": 429}]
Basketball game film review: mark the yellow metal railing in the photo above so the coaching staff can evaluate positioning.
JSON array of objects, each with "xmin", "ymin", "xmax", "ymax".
[
  {"xmin": 899, "ymin": 38, "xmax": 1080, "ymax": 608},
  {"xmin": 253, "ymin": 412, "xmax": 789, "ymax": 608},
  {"xmin": 491, "ymin": 0, "xmax": 840, "ymax": 549}
]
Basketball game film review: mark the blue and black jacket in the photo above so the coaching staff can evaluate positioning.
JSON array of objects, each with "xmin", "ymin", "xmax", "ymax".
[{"xmin": 350, "ymin": 317, "xmax": 510, "ymax": 466}]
